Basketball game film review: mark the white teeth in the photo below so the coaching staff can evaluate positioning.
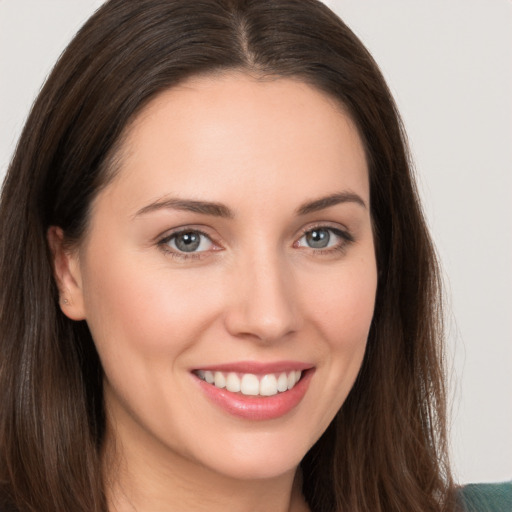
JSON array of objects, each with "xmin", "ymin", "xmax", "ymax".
[
  {"xmin": 240, "ymin": 374, "xmax": 260, "ymax": 395},
  {"xmin": 260, "ymin": 374, "xmax": 278, "ymax": 396},
  {"xmin": 197, "ymin": 369, "xmax": 303, "ymax": 396},
  {"xmin": 277, "ymin": 372, "xmax": 288, "ymax": 392},
  {"xmin": 214, "ymin": 371, "xmax": 226, "ymax": 389},
  {"xmin": 287, "ymin": 371, "xmax": 296, "ymax": 390},
  {"xmin": 226, "ymin": 372, "xmax": 241, "ymax": 393}
]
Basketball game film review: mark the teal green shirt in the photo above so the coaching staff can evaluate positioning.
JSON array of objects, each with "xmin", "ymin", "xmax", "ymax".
[{"xmin": 459, "ymin": 482, "xmax": 512, "ymax": 511}]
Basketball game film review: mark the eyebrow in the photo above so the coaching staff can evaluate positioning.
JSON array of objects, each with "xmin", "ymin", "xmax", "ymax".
[
  {"xmin": 134, "ymin": 197, "xmax": 234, "ymax": 218},
  {"xmin": 296, "ymin": 191, "xmax": 367, "ymax": 215},
  {"xmin": 134, "ymin": 191, "xmax": 366, "ymax": 219}
]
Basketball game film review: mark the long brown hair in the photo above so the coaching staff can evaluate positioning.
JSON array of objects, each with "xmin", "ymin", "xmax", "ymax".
[{"xmin": 0, "ymin": 1, "xmax": 457, "ymax": 510}]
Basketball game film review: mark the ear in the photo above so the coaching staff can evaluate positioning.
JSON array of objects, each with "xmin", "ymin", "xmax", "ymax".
[{"xmin": 47, "ymin": 226, "xmax": 86, "ymax": 321}]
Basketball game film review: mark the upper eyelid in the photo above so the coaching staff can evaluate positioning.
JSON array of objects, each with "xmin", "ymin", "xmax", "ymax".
[
  {"xmin": 157, "ymin": 225, "xmax": 215, "ymax": 242},
  {"xmin": 297, "ymin": 227, "xmax": 352, "ymax": 244},
  {"xmin": 162, "ymin": 229, "xmax": 212, "ymax": 243},
  {"xmin": 296, "ymin": 222, "xmax": 353, "ymax": 239}
]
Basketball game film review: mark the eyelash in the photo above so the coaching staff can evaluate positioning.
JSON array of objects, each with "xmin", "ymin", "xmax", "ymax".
[
  {"xmin": 295, "ymin": 224, "xmax": 354, "ymax": 256},
  {"xmin": 157, "ymin": 225, "xmax": 354, "ymax": 261},
  {"xmin": 158, "ymin": 228, "xmax": 216, "ymax": 260}
]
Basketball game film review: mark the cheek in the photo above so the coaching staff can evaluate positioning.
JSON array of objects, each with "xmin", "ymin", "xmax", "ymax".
[
  {"xmin": 79, "ymin": 255, "xmax": 226, "ymax": 428},
  {"xmin": 292, "ymin": 259, "xmax": 377, "ymax": 438},
  {"xmin": 308, "ymin": 259, "xmax": 376, "ymax": 393},
  {"xmin": 80, "ymin": 252, "xmax": 208, "ymax": 355},
  {"xmin": 308, "ymin": 262, "xmax": 377, "ymax": 348}
]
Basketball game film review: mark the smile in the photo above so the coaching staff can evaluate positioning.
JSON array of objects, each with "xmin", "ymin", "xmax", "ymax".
[
  {"xmin": 192, "ymin": 363, "xmax": 314, "ymax": 421},
  {"xmin": 195, "ymin": 370, "xmax": 303, "ymax": 397}
]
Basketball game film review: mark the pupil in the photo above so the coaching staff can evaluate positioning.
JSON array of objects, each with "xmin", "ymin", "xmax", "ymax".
[
  {"xmin": 306, "ymin": 229, "xmax": 330, "ymax": 249},
  {"xmin": 176, "ymin": 232, "xmax": 200, "ymax": 252}
]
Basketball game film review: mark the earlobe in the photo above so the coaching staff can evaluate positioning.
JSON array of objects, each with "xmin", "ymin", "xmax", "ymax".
[{"xmin": 47, "ymin": 226, "xmax": 86, "ymax": 321}]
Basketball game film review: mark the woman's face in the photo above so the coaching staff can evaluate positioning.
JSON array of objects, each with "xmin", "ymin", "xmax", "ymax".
[{"xmin": 62, "ymin": 73, "xmax": 377, "ymax": 482}]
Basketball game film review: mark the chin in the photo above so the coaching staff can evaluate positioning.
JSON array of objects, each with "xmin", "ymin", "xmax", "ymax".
[{"xmin": 188, "ymin": 429, "xmax": 315, "ymax": 482}]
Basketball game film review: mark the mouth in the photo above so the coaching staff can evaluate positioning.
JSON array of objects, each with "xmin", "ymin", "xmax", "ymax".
[
  {"xmin": 193, "ymin": 369, "xmax": 303, "ymax": 397},
  {"xmin": 191, "ymin": 363, "xmax": 314, "ymax": 420}
]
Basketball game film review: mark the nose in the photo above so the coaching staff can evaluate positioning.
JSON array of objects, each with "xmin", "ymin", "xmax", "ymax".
[{"xmin": 223, "ymin": 251, "xmax": 301, "ymax": 343}]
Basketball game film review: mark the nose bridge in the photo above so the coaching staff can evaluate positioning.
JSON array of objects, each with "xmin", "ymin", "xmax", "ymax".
[{"xmin": 224, "ymin": 243, "xmax": 299, "ymax": 342}]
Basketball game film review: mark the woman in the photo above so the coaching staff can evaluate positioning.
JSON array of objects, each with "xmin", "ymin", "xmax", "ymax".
[{"xmin": 0, "ymin": 1, "xmax": 508, "ymax": 511}]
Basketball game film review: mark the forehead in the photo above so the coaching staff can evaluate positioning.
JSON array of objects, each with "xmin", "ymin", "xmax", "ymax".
[{"xmin": 96, "ymin": 72, "xmax": 369, "ymax": 216}]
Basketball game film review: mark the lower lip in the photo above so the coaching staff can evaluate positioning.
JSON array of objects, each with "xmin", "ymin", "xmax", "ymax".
[{"xmin": 195, "ymin": 370, "xmax": 314, "ymax": 421}]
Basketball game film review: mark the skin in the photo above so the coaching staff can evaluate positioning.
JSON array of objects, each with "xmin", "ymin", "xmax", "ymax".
[{"xmin": 50, "ymin": 73, "xmax": 378, "ymax": 512}]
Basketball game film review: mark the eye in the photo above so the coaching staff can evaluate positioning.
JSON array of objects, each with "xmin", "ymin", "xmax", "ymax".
[
  {"xmin": 302, "ymin": 228, "xmax": 332, "ymax": 249},
  {"xmin": 295, "ymin": 226, "xmax": 352, "ymax": 251},
  {"xmin": 162, "ymin": 230, "xmax": 214, "ymax": 254}
]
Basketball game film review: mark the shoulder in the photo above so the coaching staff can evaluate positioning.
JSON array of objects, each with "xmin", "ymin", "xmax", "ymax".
[{"xmin": 458, "ymin": 481, "xmax": 512, "ymax": 512}]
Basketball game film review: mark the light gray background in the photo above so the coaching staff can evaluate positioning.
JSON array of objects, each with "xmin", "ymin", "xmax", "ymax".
[{"xmin": 1, "ymin": 0, "xmax": 510, "ymax": 485}]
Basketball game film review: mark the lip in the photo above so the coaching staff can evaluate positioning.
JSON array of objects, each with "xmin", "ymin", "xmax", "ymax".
[
  {"xmin": 193, "ymin": 360, "xmax": 313, "ymax": 375},
  {"xmin": 192, "ymin": 363, "xmax": 315, "ymax": 421}
]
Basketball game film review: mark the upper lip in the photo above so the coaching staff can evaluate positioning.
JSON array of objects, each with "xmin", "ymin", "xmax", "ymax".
[{"xmin": 191, "ymin": 360, "xmax": 313, "ymax": 374}]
